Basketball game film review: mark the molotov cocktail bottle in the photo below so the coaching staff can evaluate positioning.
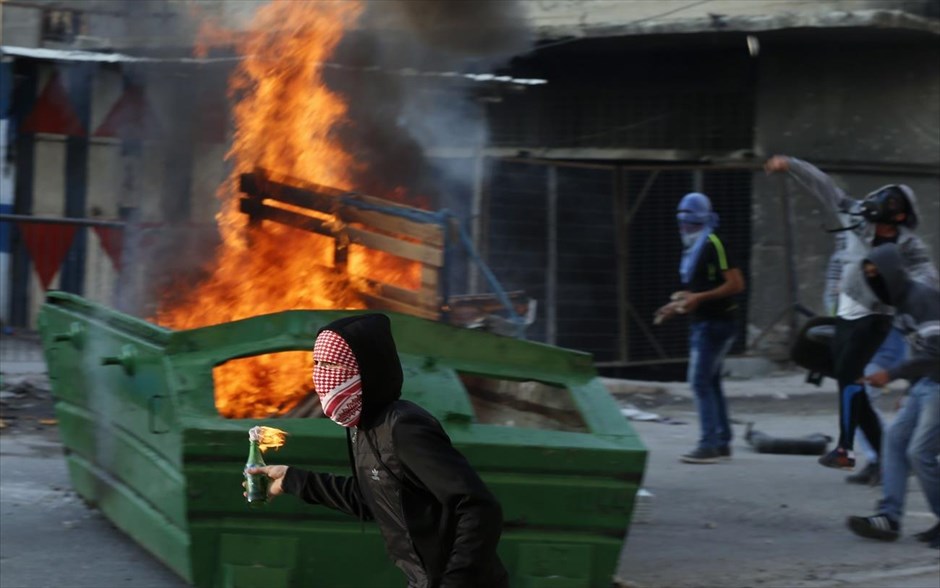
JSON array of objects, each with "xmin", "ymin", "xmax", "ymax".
[{"xmin": 244, "ymin": 427, "xmax": 268, "ymax": 507}]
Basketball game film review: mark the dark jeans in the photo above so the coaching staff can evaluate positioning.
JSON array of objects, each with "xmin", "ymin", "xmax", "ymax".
[
  {"xmin": 831, "ymin": 315, "xmax": 892, "ymax": 452},
  {"xmin": 688, "ymin": 319, "xmax": 737, "ymax": 450}
]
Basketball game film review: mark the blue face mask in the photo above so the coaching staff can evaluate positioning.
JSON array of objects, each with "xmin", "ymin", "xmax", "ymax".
[
  {"xmin": 678, "ymin": 222, "xmax": 713, "ymax": 285},
  {"xmin": 679, "ymin": 223, "xmax": 705, "ymax": 248}
]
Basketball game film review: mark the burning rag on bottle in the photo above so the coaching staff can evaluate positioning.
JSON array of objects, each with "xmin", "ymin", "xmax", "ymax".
[{"xmin": 313, "ymin": 330, "xmax": 363, "ymax": 427}]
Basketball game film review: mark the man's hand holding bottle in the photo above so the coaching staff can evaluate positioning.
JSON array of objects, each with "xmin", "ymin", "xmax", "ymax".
[{"xmin": 243, "ymin": 465, "xmax": 288, "ymax": 500}]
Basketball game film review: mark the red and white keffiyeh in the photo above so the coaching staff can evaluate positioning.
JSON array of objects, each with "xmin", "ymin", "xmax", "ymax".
[{"xmin": 313, "ymin": 330, "xmax": 362, "ymax": 427}]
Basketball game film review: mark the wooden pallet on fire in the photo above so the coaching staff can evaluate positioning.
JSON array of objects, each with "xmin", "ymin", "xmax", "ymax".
[{"xmin": 239, "ymin": 169, "xmax": 449, "ymax": 321}]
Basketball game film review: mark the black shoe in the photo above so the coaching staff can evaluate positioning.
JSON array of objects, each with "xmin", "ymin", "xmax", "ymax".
[
  {"xmin": 819, "ymin": 448, "xmax": 855, "ymax": 470},
  {"xmin": 847, "ymin": 515, "xmax": 900, "ymax": 542},
  {"xmin": 914, "ymin": 522, "xmax": 940, "ymax": 543},
  {"xmin": 719, "ymin": 446, "xmax": 732, "ymax": 460},
  {"xmin": 680, "ymin": 447, "xmax": 720, "ymax": 464},
  {"xmin": 845, "ymin": 462, "xmax": 880, "ymax": 486}
]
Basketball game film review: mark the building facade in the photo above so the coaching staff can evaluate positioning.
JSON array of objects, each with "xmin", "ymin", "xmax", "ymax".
[{"xmin": 1, "ymin": 0, "xmax": 937, "ymax": 375}]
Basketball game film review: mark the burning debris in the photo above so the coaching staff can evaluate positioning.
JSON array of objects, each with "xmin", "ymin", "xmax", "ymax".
[
  {"xmin": 155, "ymin": 1, "xmax": 407, "ymax": 419},
  {"xmin": 205, "ymin": 166, "xmax": 451, "ymax": 419},
  {"xmin": 149, "ymin": 0, "xmax": 534, "ymax": 420},
  {"xmin": 156, "ymin": 0, "xmax": 535, "ymax": 334},
  {"xmin": 212, "ymin": 351, "xmax": 315, "ymax": 419},
  {"xmin": 157, "ymin": 1, "xmax": 370, "ymax": 333}
]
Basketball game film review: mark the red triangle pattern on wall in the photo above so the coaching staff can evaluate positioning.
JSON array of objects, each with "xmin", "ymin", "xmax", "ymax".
[
  {"xmin": 20, "ymin": 72, "xmax": 86, "ymax": 136},
  {"xmin": 93, "ymin": 85, "xmax": 161, "ymax": 140},
  {"xmin": 92, "ymin": 225, "xmax": 124, "ymax": 270},
  {"xmin": 17, "ymin": 222, "xmax": 78, "ymax": 290}
]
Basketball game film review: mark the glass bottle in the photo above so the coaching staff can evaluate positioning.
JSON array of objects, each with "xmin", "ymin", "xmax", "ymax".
[{"xmin": 244, "ymin": 439, "xmax": 268, "ymax": 507}]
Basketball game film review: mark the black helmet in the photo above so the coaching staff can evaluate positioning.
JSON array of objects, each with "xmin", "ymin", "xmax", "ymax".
[{"xmin": 859, "ymin": 185, "xmax": 909, "ymax": 225}]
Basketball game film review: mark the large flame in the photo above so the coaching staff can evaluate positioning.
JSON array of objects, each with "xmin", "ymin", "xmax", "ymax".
[{"xmin": 157, "ymin": 0, "xmax": 416, "ymax": 418}]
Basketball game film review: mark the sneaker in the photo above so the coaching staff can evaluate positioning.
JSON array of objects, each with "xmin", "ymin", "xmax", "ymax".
[
  {"xmin": 819, "ymin": 448, "xmax": 855, "ymax": 470},
  {"xmin": 680, "ymin": 447, "xmax": 720, "ymax": 464},
  {"xmin": 914, "ymin": 522, "xmax": 940, "ymax": 543},
  {"xmin": 719, "ymin": 446, "xmax": 732, "ymax": 460},
  {"xmin": 847, "ymin": 514, "xmax": 900, "ymax": 542},
  {"xmin": 845, "ymin": 462, "xmax": 880, "ymax": 486}
]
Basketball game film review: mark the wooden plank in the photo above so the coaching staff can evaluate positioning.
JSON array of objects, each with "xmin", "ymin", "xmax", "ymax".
[
  {"xmin": 243, "ymin": 169, "xmax": 349, "ymax": 198},
  {"xmin": 240, "ymin": 201, "xmax": 333, "ymax": 237},
  {"xmin": 370, "ymin": 282, "xmax": 440, "ymax": 310},
  {"xmin": 420, "ymin": 265, "xmax": 441, "ymax": 311},
  {"xmin": 420, "ymin": 265, "xmax": 439, "ymax": 290},
  {"xmin": 345, "ymin": 226, "xmax": 443, "ymax": 267},
  {"xmin": 374, "ymin": 283, "xmax": 421, "ymax": 307},
  {"xmin": 242, "ymin": 172, "xmax": 448, "ymax": 251},
  {"xmin": 359, "ymin": 293, "xmax": 441, "ymax": 320},
  {"xmin": 242, "ymin": 199, "xmax": 335, "ymax": 237},
  {"xmin": 341, "ymin": 207, "xmax": 444, "ymax": 247},
  {"xmin": 240, "ymin": 173, "xmax": 338, "ymax": 214}
]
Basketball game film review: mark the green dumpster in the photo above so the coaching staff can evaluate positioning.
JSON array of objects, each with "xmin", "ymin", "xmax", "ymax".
[{"xmin": 39, "ymin": 292, "xmax": 647, "ymax": 588}]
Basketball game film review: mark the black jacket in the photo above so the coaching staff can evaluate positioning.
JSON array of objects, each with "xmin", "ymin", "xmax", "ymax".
[
  {"xmin": 864, "ymin": 244, "xmax": 940, "ymax": 383},
  {"xmin": 282, "ymin": 314, "xmax": 508, "ymax": 588}
]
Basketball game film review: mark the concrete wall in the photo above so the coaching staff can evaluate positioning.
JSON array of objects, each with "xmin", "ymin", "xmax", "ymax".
[
  {"xmin": 749, "ymin": 38, "xmax": 940, "ymax": 351},
  {"xmin": 526, "ymin": 0, "xmax": 939, "ymax": 34},
  {"xmin": 755, "ymin": 41, "xmax": 940, "ymax": 165},
  {"xmin": 5, "ymin": 0, "xmax": 936, "ymax": 52},
  {"xmin": 1, "ymin": 0, "xmax": 200, "ymax": 51}
]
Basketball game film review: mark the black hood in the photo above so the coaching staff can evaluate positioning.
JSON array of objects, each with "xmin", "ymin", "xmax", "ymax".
[
  {"xmin": 863, "ymin": 243, "xmax": 911, "ymax": 306},
  {"xmin": 319, "ymin": 313, "xmax": 403, "ymax": 428}
]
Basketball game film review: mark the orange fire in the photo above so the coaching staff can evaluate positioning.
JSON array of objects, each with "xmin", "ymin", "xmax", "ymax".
[
  {"xmin": 249, "ymin": 425, "xmax": 289, "ymax": 452},
  {"xmin": 157, "ymin": 0, "xmax": 418, "ymax": 418}
]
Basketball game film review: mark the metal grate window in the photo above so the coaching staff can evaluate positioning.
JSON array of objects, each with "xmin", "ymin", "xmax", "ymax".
[
  {"xmin": 483, "ymin": 160, "xmax": 752, "ymax": 366},
  {"xmin": 484, "ymin": 160, "xmax": 550, "ymax": 342},
  {"xmin": 485, "ymin": 47, "xmax": 755, "ymax": 153},
  {"xmin": 555, "ymin": 166, "xmax": 619, "ymax": 360}
]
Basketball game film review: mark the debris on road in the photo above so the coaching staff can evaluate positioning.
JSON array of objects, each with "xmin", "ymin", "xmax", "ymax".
[
  {"xmin": 621, "ymin": 404, "xmax": 688, "ymax": 425},
  {"xmin": 744, "ymin": 422, "xmax": 831, "ymax": 455}
]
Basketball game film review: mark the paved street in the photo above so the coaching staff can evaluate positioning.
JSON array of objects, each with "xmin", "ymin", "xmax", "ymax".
[
  {"xmin": 1, "ymin": 433, "xmax": 188, "ymax": 588},
  {"xmin": 1, "ymin": 345, "xmax": 938, "ymax": 588},
  {"xmin": 615, "ymin": 390, "xmax": 940, "ymax": 588}
]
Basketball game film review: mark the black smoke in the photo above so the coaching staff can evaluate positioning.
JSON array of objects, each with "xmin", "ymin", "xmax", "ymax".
[{"xmin": 326, "ymin": 0, "xmax": 533, "ymax": 208}]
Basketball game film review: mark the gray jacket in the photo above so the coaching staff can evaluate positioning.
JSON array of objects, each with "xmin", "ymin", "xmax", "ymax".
[
  {"xmin": 785, "ymin": 157, "xmax": 938, "ymax": 316},
  {"xmin": 864, "ymin": 244, "xmax": 940, "ymax": 383}
]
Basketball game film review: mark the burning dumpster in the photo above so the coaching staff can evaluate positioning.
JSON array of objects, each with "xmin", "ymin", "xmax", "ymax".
[{"xmin": 39, "ymin": 291, "xmax": 647, "ymax": 588}]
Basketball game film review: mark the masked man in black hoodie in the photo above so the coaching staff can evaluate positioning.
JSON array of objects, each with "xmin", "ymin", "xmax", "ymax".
[
  {"xmin": 247, "ymin": 313, "xmax": 509, "ymax": 587},
  {"xmin": 845, "ymin": 244, "xmax": 940, "ymax": 549}
]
